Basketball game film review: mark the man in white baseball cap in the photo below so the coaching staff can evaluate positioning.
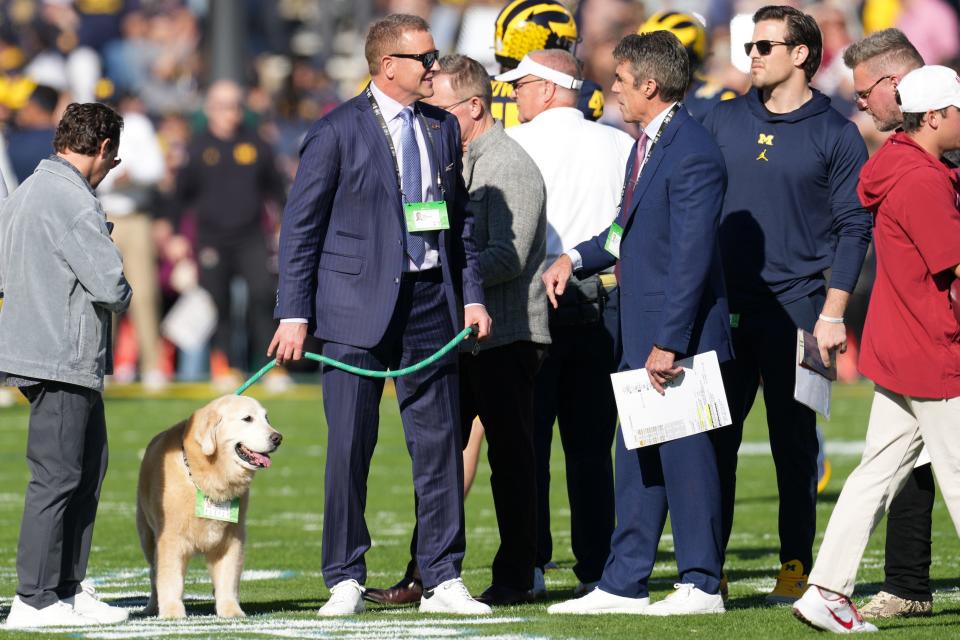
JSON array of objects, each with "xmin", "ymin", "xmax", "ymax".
[
  {"xmin": 896, "ymin": 64, "xmax": 960, "ymax": 114},
  {"xmin": 494, "ymin": 53, "xmax": 585, "ymax": 89},
  {"xmin": 793, "ymin": 63, "xmax": 960, "ymax": 634}
]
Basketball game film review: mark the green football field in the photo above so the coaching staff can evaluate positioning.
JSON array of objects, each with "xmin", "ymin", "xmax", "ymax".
[{"xmin": 0, "ymin": 381, "xmax": 957, "ymax": 638}]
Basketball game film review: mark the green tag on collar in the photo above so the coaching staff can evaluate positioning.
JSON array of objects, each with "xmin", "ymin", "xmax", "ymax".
[
  {"xmin": 730, "ymin": 313, "xmax": 740, "ymax": 328},
  {"xmin": 195, "ymin": 488, "xmax": 240, "ymax": 523},
  {"xmin": 604, "ymin": 223, "xmax": 624, "ymax": 259},
  {"xmin": 404, "ymin": 201, "xmax": 450, "ymax": 232}
]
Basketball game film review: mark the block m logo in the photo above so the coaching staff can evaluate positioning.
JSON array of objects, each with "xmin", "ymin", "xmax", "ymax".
[{"xmin": 757, "ymin": 133, "xmax": 775, "ymax": 146}]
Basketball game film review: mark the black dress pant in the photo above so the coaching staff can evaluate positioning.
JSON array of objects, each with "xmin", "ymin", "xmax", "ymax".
[
  {"xmin": 714, "ymin": 290, "xmax": 824, "ymax": 572},
  {"xmin": 197, "ymin": 232, "xmax": 277, "ymax": 370},
  {"xmin": 534, "ymin": 287, "xmax": 619, "ymax": 583},
  {"xmin": 458, "ymin": 341, "xmax": 544, "ymax": 590},
  {"xmin": 883, "ymin": 464, "xmax": 935, "ymax": 601},
  {"xmin": 16, "ymin": 381, "xmax": 108, "ymax": 609}
]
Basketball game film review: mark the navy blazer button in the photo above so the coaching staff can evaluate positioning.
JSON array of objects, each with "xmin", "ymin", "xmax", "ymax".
[{"xmin": 394, "ymin": 277, "xmax": 400, "ymax": 284}]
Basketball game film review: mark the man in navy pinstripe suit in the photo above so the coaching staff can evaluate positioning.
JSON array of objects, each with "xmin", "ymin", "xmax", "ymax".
[{"xmin": 268, "ymin": 14, "xmax": 492, "ymax": 617}]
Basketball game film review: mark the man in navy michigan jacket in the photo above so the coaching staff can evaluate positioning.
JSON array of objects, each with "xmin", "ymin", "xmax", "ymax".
[
  {"xmin": 702, "ymin": 5, "xmax": 871, "ymax": 603},
  {"xmin": 268, "ymin": 14, "xmax": 492, "ymax": 617},
  {"xmin": 543, "ymin": 31, "xmax": 732, "ymax": 616}
]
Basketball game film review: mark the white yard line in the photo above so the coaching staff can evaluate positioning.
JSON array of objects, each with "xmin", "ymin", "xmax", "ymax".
[
  {"xmin": 739, "ymin": 440, "xmax": 865, "ymax": 457},
  {"xmin": 11, "ymin": 615, "xmax": 542, "ymax": 640}
]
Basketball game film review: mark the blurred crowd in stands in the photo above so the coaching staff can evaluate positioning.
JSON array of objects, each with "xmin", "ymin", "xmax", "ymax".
[{"xmin": 0, "ymin": 0, "xmax": 957, "ymax": 391}]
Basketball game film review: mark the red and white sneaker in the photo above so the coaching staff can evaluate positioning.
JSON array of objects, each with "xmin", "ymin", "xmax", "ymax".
[{"xmin": 793, "ymin": 586, "xmax": 878, "ymax": 633}]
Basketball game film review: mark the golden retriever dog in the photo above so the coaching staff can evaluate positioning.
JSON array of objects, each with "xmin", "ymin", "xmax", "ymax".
[{"xmin": 136, "ymin": 395, "xmax": 282, "ymax": 618}]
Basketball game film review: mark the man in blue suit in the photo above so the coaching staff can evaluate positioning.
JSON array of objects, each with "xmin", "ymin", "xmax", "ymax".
[
  {"xmin": 268, "ymin": 14, "xmax": 492, "ymax": 617},
  {"xmin": 543, "ymin": 31, "xmax": 732, "ymax": 616}
]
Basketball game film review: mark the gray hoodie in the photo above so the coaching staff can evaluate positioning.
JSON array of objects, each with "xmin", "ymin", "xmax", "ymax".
[{"xmin": 0, "ymin": 157, "xmax": 131, "ymax": 391}]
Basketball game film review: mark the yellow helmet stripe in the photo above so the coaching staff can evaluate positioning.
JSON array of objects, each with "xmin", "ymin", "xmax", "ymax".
[{"xmin": 496, "ymin": 0, "xmax": 533, "ymax": 38}]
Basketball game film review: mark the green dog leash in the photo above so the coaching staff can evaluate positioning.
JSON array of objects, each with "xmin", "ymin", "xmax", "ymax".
[{"xmin": 235, "ymin": 325, "xmax": 478, "ymax": 395}]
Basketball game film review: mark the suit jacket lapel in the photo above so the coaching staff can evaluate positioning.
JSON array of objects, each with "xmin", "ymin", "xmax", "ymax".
[
  {"xmin": 415, "ymin": 103, "xmax": 443, "ymax": 199},
  {"xmin": 356, "ymin": 97, "xmax": 404, "ymax": 209},
  {"xmin": 622, "ymin": 108, "xmax": 688, "ymax": 228}
]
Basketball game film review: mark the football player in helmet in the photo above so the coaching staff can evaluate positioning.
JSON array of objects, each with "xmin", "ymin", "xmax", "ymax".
[
  {"xmin": 491, "ymin": 0, "xmax": 603, "ymax": 127},
  {"xmin": 637, "ymin": 10, "xmax": 739, "ymax": 122}
]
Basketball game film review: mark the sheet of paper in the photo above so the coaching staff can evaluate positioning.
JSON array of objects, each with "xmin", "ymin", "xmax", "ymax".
[
  {"xmin": 611, "ymin": 350, "xmax": 732, "ymax": 449},
  {"xmin": 161, "ymin": 287, "xmax": 217, "ymax": 351},
  {"xmin": 793, "ymin": 329, "xmax": 832, "ymax": 419}
]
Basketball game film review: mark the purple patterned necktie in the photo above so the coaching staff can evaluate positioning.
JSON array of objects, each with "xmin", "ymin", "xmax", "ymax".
[
  {"xmin": 615, "ymin": 132, "xmax": 648, "ymax": 284},
  {"xmin": 399, "ymin": 108, "xmax": 426, "ymax": 267}
]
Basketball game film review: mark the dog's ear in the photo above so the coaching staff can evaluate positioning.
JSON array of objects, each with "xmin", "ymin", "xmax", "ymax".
[{"xmin": 193, "ymin": 405, "xmax": 223, "ymax": 456}]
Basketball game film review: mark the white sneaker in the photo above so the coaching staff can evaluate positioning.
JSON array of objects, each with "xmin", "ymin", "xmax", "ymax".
[
  {"xmin": 65, "ymin": 582, "xmax": 129, "ymax": 624},
  {"xmin": 793, "ymin": 586, "xmax": 878, "ymax": 633},
  {"xmin": 419, "ymin": 578, "xmax": 491, "ymax": 615},
  {"xmin": 548, "ymin": 588, "xmax": 649, "ymax": 614},
  {"xmin": 573, "ymin": 580, "xmax": 599, "ymax": 596},
  {"xmin": 4, "ymin": 596, "xmax": 98, "ymax": 628},
  {"xmin": 530, "ymin": 567, "xmax": 546, "ymax": 599},
  {"xmin": 641, "ymin": 583, "xmax": 725, "ymax": 616},
  {"xmin": 318, "ymin": 579, "xmax": 365, "ymax": 616}
]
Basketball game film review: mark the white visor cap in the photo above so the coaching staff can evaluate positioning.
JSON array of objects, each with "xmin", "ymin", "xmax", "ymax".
[{"xmin": 495, "ymin": 54, "xmax": 584, "ymax": 90}]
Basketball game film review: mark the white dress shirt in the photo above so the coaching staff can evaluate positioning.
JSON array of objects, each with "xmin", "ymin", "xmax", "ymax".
[
  {"xmin": 369, "ymin": 79, "xmax": 440, "ymax": 271},
  {"xmin": 506, "ymin": 107, "xmax": 634, "ymax": 266}
]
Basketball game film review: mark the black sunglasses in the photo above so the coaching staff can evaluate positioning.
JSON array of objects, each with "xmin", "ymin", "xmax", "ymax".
[
  {"xmin": 389, "ymin": 49, "xmax": 440, "ymax": 69},
  {"xmin": 744, "ymin": 40, "xmax": 795, "ymax": 56}
]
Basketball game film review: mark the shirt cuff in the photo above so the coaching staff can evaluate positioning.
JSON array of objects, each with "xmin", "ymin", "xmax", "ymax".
[
  {"xmin": 464, "ymin": 303, "xmax": 486, "ymax": 309},
  {"xmin": 281, "ymin": 318, "xmax": 308, "ymax": 323},
  {"xmin": 565, "ymin": 249, "xmax": 583, "ymax": 271}
]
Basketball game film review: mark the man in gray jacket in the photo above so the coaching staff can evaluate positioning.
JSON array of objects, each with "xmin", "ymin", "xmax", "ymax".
[
  {"xmin": 366, "ymin": 53, "xmax": 550, "ymax": 606},
  {"xmin": 0, "ymin": 102, "xmax": 132, "ymax": 628}
]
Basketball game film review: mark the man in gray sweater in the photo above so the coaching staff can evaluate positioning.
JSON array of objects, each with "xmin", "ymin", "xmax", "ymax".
[
  {"xmin": 365, "ymin": 53, "xmax": 550, "ymax": 607},
  {"xmin": 0, "ymin": 103, "xmax": 131, "ymax": 629}
]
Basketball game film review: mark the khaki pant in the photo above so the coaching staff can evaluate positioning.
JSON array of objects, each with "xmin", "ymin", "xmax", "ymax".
[
  {"xmin": 808, "ymin": 385, "xmax": 960, "ymax": 596},
  {"xmin": 108, "ymin": 213, "xmax": 161, "ymax": 375}
]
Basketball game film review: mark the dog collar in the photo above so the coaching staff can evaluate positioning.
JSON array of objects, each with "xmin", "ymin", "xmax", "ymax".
[{"xmin": 181, "ymin": 446, "xmax": 199, "ymax": 488}]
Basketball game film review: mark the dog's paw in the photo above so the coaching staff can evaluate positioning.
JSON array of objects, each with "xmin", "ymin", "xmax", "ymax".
[{"xmin": 216, "ymin": 601, "xmax": 245, "ymax": 618}]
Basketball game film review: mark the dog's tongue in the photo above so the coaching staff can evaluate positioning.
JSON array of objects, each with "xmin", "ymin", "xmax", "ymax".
[{"xmin": 248, "ymin": 450, "xmax": 272, "ymax": 468}]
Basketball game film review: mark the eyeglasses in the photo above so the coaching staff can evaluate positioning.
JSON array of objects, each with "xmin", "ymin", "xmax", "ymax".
[
  {"xmin": 513, "ymin": 78, "xmax": 546, "ymax": 91},
  {"xmin": 854, "ymin": 75, "xmax": 893, "ymax": 102},
  {"xmin": 389, "ymin": 49, "xmax": 440, "ymax": 69},
  {"xmin": 743, "ymin": 40, "xmax": 795, "ymax": 56},
  {"xmin": 438, "ymin": 96, "xmax": 475, "ymax": 111}
]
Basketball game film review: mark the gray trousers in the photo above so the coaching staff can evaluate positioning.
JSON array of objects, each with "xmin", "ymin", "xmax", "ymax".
[{"xmin": 17, "ymin": 381, "xmax": 108, "ymax": 609}]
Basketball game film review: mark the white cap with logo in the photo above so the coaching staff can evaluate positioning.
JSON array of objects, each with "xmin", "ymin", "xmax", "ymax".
[
  {"xmin": 494, "ymin": 54, "xmax": 584, "ymax": 90},
  {"xmin": 897, "ymin": 65, "xmax": 960, "ymax": 113}
]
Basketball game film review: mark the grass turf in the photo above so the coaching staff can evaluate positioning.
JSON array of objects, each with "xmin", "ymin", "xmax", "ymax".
[{"xmin": 0, "ymin": 381, "xmax": 958, "ymax": 638}]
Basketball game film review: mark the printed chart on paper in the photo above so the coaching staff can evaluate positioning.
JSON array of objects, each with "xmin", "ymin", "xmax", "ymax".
[{"xmin": 611, "ymin": 350, "xmax": 732, "ymax": 449}]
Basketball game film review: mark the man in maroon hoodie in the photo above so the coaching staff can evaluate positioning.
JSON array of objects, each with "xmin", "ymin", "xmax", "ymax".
[{"xmin": 793, "ymin": 64, "xmax": 960, "ymax": 634}]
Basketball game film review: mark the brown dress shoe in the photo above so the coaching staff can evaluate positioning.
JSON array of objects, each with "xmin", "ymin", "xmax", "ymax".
[
  {"xmin": 476, "ymin": 584, "xmax": 535, "ymax": 606},
  {"xmin": 363, "ymin": 576, "xmax": 423, "ymax": 605}
]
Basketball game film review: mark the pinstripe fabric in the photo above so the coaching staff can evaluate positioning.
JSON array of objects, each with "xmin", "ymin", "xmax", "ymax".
[
  {"xmin": 277, "ymin": 87, "xmax": 484, "ymax": 590},
  {"xmin": 275, "ymin": 92, "xmax": 484, "ymax": 350},
  {"xmin": 320, "ymin": 280, "xmax": 462, "ymax": 589}
]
